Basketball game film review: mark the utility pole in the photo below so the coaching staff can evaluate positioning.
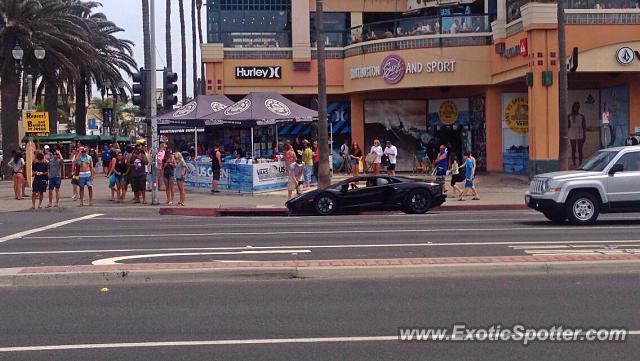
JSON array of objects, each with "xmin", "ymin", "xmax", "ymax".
[
  {"xmin": 557, "ymin": 0, "xmax": 569, "ymax": 171},
  {"xmin": 150, "ymin": 0, "xmax": 159, "ymax": 205},
  {"xmin": 315, "ymin": 0, "xmax": 331, "ymax": 188}
]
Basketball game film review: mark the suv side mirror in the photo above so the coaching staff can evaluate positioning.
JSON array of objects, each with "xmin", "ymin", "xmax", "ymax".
[{"xmin": 609, "ymin": 163, "xmax": 624, "ymax": 175}]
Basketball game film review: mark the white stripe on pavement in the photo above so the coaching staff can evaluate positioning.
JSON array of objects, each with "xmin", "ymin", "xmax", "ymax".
[
  {"xmin": 92, "ymin": 249, "xmax": 311, "ymax": 265},
  {"xmin": 24, "ymin": 225, "xmax": 640, "ymax": 239},
  {"xmin": 0, "ymin": 214, "xmax": 103, "ymax": 243},
  {"xmin": 0, "ymin": 331, "xmax": 638, "ymax": 352},
  {"xmin": 3, "ymin": 240, "xmax": 640, "ymax": 257}
]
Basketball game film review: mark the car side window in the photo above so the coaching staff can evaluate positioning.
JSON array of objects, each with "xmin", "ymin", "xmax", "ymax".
[
  {"xmin": 615, "ymin": 152, "xmax": 640, "ymax": 172},
  {"xmin": 376, "ymin": 178, "xmax": 390, "ymax": 186}
]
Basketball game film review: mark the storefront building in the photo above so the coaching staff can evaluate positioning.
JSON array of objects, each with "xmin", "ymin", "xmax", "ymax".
[{"xmin": 202, "ymin": 0, "xmax": 640, "ymax": 174}]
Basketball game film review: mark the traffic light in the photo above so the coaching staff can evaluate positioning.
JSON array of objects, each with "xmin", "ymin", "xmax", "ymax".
[
  {"xmin": 132, "ymin": 67, "xmax": 146, "ymax": 109},
  {"xmin": 163, "ymin": 68, "xmax": 178, "ymax": 111},
  {"xmin": 101, "ymin": 107, "xmax": 114, "ymax": 127}
]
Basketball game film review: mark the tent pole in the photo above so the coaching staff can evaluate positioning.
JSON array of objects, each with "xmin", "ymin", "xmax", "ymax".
[
  {"xmin": 194, "ymin": 128, "xmax": 198, "ymax": 159},
  {"xmin": 250, "ymin": 127, "xmax": 255, "ymax": 158},
  {"xmin": 275, "ymin": 124, "xmax": 279, "ymax": 156}
]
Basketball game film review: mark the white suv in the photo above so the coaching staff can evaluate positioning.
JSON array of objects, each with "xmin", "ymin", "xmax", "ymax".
[{"xmin": 525, "ymin": 146, "xmax": 640, "ymax": 225}]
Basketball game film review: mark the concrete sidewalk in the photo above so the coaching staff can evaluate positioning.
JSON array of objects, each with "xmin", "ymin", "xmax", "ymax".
[{"xmin": 0, "ymin": 172, "xmax": 529, "ymax": 214}]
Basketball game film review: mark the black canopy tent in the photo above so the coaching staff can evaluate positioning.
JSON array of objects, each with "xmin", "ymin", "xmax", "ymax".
[
  {"xmin": 210, "ymin": 92, "xmax": 318, "ymax": 156},
  {"xmin": 153, "ymin": 94, "xmax": 234, "ymax": 156}
]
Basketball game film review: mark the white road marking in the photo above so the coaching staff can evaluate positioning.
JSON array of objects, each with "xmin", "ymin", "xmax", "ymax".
[
  {"xmin": 3, "ymin": 240, "xmax": 640, "ymax": 257},
  {"xmin": 24, "ymin": 225, "xmax": 640, "ymax": 239},
  {"xmin": 86, "ymin": 218, "xmax": 538, "ymax": 226},
  {"xmin": 92, "ymin": 249, "xmax": 311, "ymax": 265},
  {"xmin": 0, "ymin": 214, "xmax": 103, "ymax": 244},
  {"xmin": 0, "ymin": 331, "xmax": 638, "ymax": 352}
]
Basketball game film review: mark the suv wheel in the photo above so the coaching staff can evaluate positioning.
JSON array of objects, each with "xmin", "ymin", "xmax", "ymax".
[
  {"xmin": 543, "ymin": 210, "xmax": 566, "ymax": 224},
  {"xmin": 566, "ymin": 192, "xmax": 600, "ymax": 225}
]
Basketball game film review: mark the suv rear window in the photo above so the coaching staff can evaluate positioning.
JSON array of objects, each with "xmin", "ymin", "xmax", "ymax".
[{"xmin": 579, "ymin": 150, "xmax": 619, "ymax": 172}]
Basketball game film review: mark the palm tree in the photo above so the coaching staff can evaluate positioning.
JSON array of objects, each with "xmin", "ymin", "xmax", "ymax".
[
  {"xmin": 0, "ymin": 0, "xmax": 95, "ymax": 155},
  {"xmin": 191, "ymin": 0, "xmax": 198, "ymax": 96},
  {"xmin": 165, "ymin": 0, "xmax": 172, "ymax": 71},
  {"xmin": 196, "ymin": 0, "xmax": 204, "ymax": 95},
  {"xmin": 179, "ymin": 0, "xmax": 187, "ymax": 104},
  {"xmin": 73, "ymin": 5, "xmax": 137, "ymax": 135}
]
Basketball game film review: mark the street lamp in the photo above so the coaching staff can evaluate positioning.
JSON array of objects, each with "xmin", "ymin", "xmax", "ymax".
[
  {"xmin": 13, "ymin": 44, "xmax": 46, "ymax": 110},
  {"xmin": 34, "ymin": 46, "xmax": 46, "ymax": 61},
  {"xmin": 12, "ymin": 45, "xmax": 24, "ymax": 61}
]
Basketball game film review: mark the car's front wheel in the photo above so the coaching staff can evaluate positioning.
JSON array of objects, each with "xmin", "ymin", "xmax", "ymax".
[
  {"xmin": 402, "ymin": 189, "xmax": 432, "ymax": 214},
  {"xmin": 565, "ymin": 192, "xmax": 600, "ymax": 225},
  {"xmin": 314, "ymin": 194, "xmax": 338, "ymax": 216}
]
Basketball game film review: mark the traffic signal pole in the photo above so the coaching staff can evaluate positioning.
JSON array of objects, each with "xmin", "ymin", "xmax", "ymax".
[{"xmin": 150, "ymin": 0, "xmax": 159, "ymax": 205}]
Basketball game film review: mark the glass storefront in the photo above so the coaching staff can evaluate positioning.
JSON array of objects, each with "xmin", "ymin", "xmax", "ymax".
[
  {"xmin": 310, "ymin": 12, "xmax": 350, "ymax": 47},
  {"xmin": 207, "ymin": 0, "xmax": 291, "ymax": 47}
]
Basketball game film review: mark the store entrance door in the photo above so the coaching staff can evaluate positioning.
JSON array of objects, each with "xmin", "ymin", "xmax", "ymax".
[{"xmin": 434, "ymin": 125, "xmax": 463, "ymax": 161}]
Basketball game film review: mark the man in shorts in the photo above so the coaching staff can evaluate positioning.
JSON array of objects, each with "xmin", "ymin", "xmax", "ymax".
[
  {"xmin": 129, "ymin": 143, "xmax": 149, "ymax": 204},
  {"xmin": 75, "ymin": 147, "xmax": 95, "ymax": 207},
  {"xmin": 47, "ymin": 150, "xmax": 64, "ymax": 207},
  {"xmin": 459, "ymin": 152, "xmax": 479, "ymax": 201},
  {"xmin": 384, "ymin": 140, "xmax": 398, "ymax": 176}
]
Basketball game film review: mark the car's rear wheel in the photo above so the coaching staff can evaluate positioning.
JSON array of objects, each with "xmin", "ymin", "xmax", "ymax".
[
  {"xmin": 543, "ymin": 210, "xmax": 566, "ymax": 224},
  {"xmin": 314, "ymin": 194, "xmax": 337, "ymax": 216},
  {"xmin": 566, "ymin": 192, "xmax": 600, "ymax": 225},
  {"xmin": 402, "ymin": 189, "xmax": 432, "ymax": 214}
]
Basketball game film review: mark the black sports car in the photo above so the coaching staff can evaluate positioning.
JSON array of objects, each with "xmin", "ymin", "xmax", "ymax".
[{"xmin": 286, "ymin": 175, "xmax": 445, "ymax": 216}]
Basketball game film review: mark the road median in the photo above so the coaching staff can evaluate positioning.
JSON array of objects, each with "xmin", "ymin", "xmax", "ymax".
[{"xmin": 3, "ymin": 254, "xmax": 639, "ymax": 287}]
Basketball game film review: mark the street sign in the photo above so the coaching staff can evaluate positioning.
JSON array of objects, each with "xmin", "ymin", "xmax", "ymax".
[{"xmin": 23, "ymin": 111, "xmax": 49, "ymax": 134}]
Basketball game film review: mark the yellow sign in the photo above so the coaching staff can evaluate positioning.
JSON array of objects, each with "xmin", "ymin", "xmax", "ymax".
[
  {"xmin": 438, "ymin": 100, "xmax": 459, "ymax": 125},
  {"xmin": 504, "ymin": 97, "xmax": 528, "ymax": 134},
  {"xmin": 23, "ymin": 111, "xmax": 50, "ymax": 134}
]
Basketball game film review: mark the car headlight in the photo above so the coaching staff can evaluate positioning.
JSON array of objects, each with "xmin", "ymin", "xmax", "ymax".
[{"xmin": 542, "ymin": 179, "xmax": 551, "ymax": 193}]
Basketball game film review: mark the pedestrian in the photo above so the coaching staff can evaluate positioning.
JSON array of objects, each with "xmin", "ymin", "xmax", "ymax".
[
  {"xmin": 128, "ymin": 144, "xmax": 149, "ymax": 204},
  {"xmin": 144, "ymin": 143, "xmax": 153, "ymax": 191},
  {"xmin": 106, "ymin": 149, "xmax": 118, "ymax": 201},
  {"xmin": 162, "ymin": 150, "xmax": 176, "ymax": 205},
  {"xmin": 175, "ymin": 152, "xmax": 188, "ymax": 206},
  {"xmin": 31, "ymin": 151, "xmax": 48, "ymax": 209},
  {"xmin": 625, "ymin": 134, "xmax": 639, "ymax": 146},
  {"xmin": 384, "ymin": 140, "xmax": 398, "ymax": 176},
  {"xmin": 350, "ymin": 142, "xmax": 363, "ymax": 176},
  {"xmin": 70, "ymin": 146, "xmax": 80, "ymax": 201},
  {"xmin": 46, "ymin": 150, "xmax": 64, "ymax": 208},
  {"xmin": 435, "ymin": 145, "xmax": 448, "ymax": 190},
  {"xmin": 101, "ymin": 144, "xmax": 110, "ymax": 176},
  {"xmin": 75, "ymin": 147, "xmax": 95, "ymax": 207},
  {"xmin": 210, "ymin": 144, "xmax": 222, "ymax": 193},
  {"xmin": 339, "ymin": 139, "xmax": 350, "ymax": 174},
  {"xmin": 283, "ymin": 144, "xmax": 298, "ymax": 199},
  {"xmin": 568, "ymin": 102, "xmax": 586, "ymax": 166},
  {"xmin": 312, "ymin": 140, "xmax": 319, "ymax": 182},
  {"xmin": 369, "ymin": 139, "xmax": 383, "ymax": 174},
  {"xmin": 459, "ymin": 151, "xmax": 480, "ymax": 201},
  {"xmin": 293, "ymin": 136, "xmax": 303, "ymax": 161},
  {"xmin": 447, "ymin": 152, "xmax": 464, "ymax": 197},
  {"xmin": 302, "ymin": 140, "xmax": 313, "ymax": 189},
  {"xmin": 9, "ymin": 150, "xmax": 25, "ymax": 200},
  {"xmin": 288, "ymin": 157, "xmax": 305, "ymax": 199},
  {"xmin": 113, "ymin": 152, "xmax": 128, "ymax": 203}
]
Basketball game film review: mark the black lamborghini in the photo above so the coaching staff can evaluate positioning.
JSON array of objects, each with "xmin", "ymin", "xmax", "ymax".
[{"xmin": 285, "ymin": 175, "xmax": 445, "ymax": 216}]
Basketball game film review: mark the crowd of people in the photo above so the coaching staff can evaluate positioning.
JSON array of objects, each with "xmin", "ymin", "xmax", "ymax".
[{"xmin": 6, "ymin": 141, "xmax": 189, "ymax": 209}]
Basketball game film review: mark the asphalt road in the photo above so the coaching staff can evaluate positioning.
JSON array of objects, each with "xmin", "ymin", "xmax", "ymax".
[
  {"xmin": 2, "ymin": 209, "xmax": 640, "ymax": 267},
  {"xmin": 0, "ymin": 274, "xmax": 637, "ymax": 360}
]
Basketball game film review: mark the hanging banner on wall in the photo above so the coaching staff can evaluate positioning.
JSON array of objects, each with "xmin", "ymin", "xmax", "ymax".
[
  {"xmin": 428, "ymin": 98, "xmax": 470, "ymax": 126},
  {"xmin": 502, "ymin": 93, "xmax": 529, "ymax": 173}
]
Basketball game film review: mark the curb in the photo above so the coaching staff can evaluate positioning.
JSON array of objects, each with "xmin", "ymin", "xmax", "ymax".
[
  {"xmin": 158, "ymin": 204, "xmax": 527, "ymax": 217},
  {"xmin": 3, "ymin": 256, "xmax": 639, "ymax": 287}
]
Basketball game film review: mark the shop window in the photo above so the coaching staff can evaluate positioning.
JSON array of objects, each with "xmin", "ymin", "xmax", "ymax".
[{"xmin": 310, "ymin": 12, "xmax": 350, "ymax": 47}]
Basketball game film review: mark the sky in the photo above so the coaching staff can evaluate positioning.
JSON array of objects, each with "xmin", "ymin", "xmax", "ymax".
[{"xmin": 98, "ymin": 0, "xmax": 207, "ymax": 103}]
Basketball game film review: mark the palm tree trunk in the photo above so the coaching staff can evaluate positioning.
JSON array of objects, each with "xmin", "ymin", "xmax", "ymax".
[
  {"xmin": 315, "ymin": 0, "xmax": 330, "ymax": 188},
  {"xmin": 166, "ymin": 0, "xmax": 173, "ymax": 71},
  {"xmin": 142, "ymin": 0, "xmax": 152, "ymax": 114},
  {"xmin": 1, "ymin": 64, "xmax": 20, "ymax": 159},
  {"xmin": 196, "ymin": 0, "xmax": 204, "ymax": 95},
  {"xmin": 75, "ymin": 78, "xmax": 88, "ymax": 135},
  {"xmin": 179, "ymin": 0, "xmax": 187, "ymax": 103},
  {"xmin": 557, "ymin": 0, "xmax": 569, "ymax": 171},
  {"xmin": 43, "ymin": 76, "xmax": 59, "ymax": 134},
  {"xmin": 191, "ymin": 0, "xmax": 198, "ymax": 96}
]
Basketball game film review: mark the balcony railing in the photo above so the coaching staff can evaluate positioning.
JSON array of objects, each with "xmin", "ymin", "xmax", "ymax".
[
  {"xmin": 567, "ymin": 0, "xmax": 640, "ymax": 9},
  {"xmin": 214, "ymin": 31, "xmax": 290, "ymax": 48}
]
